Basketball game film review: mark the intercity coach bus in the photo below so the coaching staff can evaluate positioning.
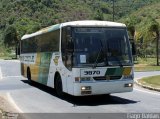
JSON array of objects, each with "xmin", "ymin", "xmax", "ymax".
[{"xmin": 20, "ymin": 20, "xmax": 134, "ymax": 96}]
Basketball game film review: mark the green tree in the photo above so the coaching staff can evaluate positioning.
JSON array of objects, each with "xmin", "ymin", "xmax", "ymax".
[
  {"xmin": 139, "ymin": 18, "xmax": 159, "ymax": 65},
  {"xmin": 148, "ymin": 19, "xmax": 159, "ymax": 66},
  {"xmin": 3, "ymin": 26, "xmax": 18, "ymax": 47},
  {"xmin": 3, "ymin": 26, "xmax": 19, "ymax": 57},
  {"xmin": 125, "ymin": 16, "xmax": 141, "ymax": 38},
  {"xmin": 94, "ymin": 9, "xmax": 104, "ymax": 20}
]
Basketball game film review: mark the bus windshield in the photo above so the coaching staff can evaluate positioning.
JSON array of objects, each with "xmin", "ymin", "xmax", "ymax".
[{"xmin": 71, "ymin": 27, "xmax": 132, "ymax": 67}]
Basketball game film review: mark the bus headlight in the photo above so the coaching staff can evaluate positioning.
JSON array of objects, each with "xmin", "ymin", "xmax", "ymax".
[
  {"xmin": 124, "ymin": 83, "xmax": 133, "ymax": 87},
  {"xmin": 81, "ymin": 86, "xmax": 91, "ymax": 90},
  {"xmin": 81, "ymin": 86, "xmax": 92, "ymax": 95}
]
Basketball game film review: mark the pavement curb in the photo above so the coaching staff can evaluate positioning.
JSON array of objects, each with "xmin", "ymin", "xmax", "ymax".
[{"xmin": 135, "ymin": 78, "xmax": 160, "ymax": 92}]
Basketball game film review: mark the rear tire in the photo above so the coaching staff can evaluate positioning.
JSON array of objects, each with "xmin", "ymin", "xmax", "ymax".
[
  {"xmin": 27, "ymin": 68, "xmax": 32, "ymax": 83},
  {"xmin": 55, "ymin": 74, "xmax": 64, "ymax": 97}
]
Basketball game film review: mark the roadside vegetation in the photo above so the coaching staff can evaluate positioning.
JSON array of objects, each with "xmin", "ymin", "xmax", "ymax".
[
  {"xmin": 138, "ymin": 75, "xmax": 160, "ymax": 88},
  {"xmin": 134, "ymin": 57, "xmax": 160, "ymax": 72},
  {"xmin": 0, "ymin": 41, "xmax": 16, "ymax": 60}
]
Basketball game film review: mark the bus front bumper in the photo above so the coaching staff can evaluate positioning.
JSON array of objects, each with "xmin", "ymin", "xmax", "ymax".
[{"xmin": 73, "ymin": 80, "xmax": 134, "ymax": 96}]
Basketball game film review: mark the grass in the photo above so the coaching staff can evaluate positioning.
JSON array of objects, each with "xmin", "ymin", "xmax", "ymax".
[
  {"xmin": 134, "ymin": 65, "xmax": 160, "ymax": 72},
  {"xmin": 139, "ymin": 75, "xmax": 160, "ymax": 88},
  {"xmin": 0, "ymin": 54, "xmax": 16, "ymax": 60},
  {"xmin": 0, "ymin": 41, "xmax": 17, "ymax": 60},
  {"xmin": 134, "ymin": 57, "xmax": 160, "ymax": 72}
]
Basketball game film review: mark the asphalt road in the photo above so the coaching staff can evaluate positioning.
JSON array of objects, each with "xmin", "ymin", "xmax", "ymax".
[{"xmin": 0, "ymin": 60, "xmax": 160, "ymax": 118}]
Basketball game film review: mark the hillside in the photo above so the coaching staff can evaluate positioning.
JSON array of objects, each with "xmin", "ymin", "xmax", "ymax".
[
  {"xmin": 120, "ymin": 2, "xmax": 160, "ymax": 24},
  {"xmin": 120, "ymin": 2, "xmax": 160, "ymax": 40},
  {"xmin": 0, "ymin": 0, "xmax": 160, "ymax": 58},
  {"xmin": 104, "ymin": 0, "xmax": 160, "ymax": 20},
  {"xmin": 1, "ymin": 0, "xmax": 160, "ymax": 37},
  {"xmin": 119, "ymin": 2, "xmax": 160, "ymax": 59}
]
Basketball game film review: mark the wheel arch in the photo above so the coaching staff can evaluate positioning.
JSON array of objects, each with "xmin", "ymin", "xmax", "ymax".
[{"xmin": 54, "ymin": 71, "xmax": 62, "ymax": 88}]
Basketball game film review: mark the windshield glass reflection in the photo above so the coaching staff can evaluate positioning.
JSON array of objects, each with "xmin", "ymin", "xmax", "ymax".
[{"xmin": 72, "ymin": 27, "xmax": 132, "ymax": 67}]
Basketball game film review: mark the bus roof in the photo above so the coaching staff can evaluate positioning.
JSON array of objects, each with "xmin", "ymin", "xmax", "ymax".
[
  {"xmin": 61, "ymin": 20, "xmax": 126, "ymax": 27},
  {"xmin": 21, "ymin": 24, "xmax": 60, "ymax": 40},
  {"xmin": 21, "ymin": 20, "xmax": 126, "ymax": 40}
]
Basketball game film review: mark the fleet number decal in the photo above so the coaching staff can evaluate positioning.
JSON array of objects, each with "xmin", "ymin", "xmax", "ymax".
[{"xmin": 84, "ymin": 71, "xmax": 100, "ymax": 75}]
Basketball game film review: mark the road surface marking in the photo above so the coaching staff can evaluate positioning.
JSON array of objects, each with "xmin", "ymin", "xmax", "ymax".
[
  {"xmin": 134, "ymin": 78, "xmax": 160, "ymax": 96},
  {"xmin": 134, "ymin": 88, "xmax": 160, "ymax": 96},
  {"xmin": 7, "ymin": 93, "xmax": 23, "ymax": 113}
]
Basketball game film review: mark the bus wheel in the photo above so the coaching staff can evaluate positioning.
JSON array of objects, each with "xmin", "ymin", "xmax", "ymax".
[
  {"xmin": 55, "ymin": 74, "xmax": 64, "ymax": 97},
  {"xmin": 27, "ymin": 68, "xmax": 32, "ymax": 83}
]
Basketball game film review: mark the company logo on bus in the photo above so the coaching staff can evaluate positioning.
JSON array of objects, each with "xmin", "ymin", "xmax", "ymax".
[{"xmin": 53, "ymin": 56, "xmax": 59, "ymax": 66}]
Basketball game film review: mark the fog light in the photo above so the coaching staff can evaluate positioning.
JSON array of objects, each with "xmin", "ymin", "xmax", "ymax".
[
  {"xmin": 81, "ymin": 86, "xmax": 86, "ymax": 90},
  {"xmin": 124, "ymin": 83, "xmax": 133, "ymax": 87},
  {"xmin": 81, "ymin": 86, "xmax": 92, "ymax": 95},
  {"xmin": 81, "ymin": 86, "xmax": 91, "ymax": 91}
]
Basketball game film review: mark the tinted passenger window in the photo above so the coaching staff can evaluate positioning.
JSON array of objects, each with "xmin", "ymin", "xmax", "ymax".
[
  {"xmin": 21, "ymin": 29, "xmax": 60, "ymax": 53},
  {"xmin": 38, "ymin": 30, "xmax": 60, "ymax": 52}
]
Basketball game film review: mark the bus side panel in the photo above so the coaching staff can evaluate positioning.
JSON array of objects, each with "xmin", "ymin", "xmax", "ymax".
[
  {"xmin": 21, "ymin": 52, "xmax": 52, "ymax": 85},
  {"xmin": 20, "ymin": 53, "xmax": 39, "ymax": 81},
  {"xmin": 47, "ymin": 53, "xmax": 58, "ymax": 88},
  {"xmin": 29, "ymin": 53, "xmax": 39, "ymax": 81},
  {"xmin": 47, "ymin": 53, "xmax": 71, "ymax": 94},
  {"xmin": 37, "ymin": 52, "xmax": 52, "ymax": 85},
  {"xmin": 30, "ymin": 64, "xmax": 39, "ymax": 81},
  {"xmin": 21, "ymin": 63, "xmax": 27, "ymax": 78}
]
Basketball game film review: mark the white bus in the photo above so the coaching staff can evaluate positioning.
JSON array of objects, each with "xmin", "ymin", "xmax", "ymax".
[{"xmin": 20, "ymin": 20, "xmax": 134, "ymax": 96}]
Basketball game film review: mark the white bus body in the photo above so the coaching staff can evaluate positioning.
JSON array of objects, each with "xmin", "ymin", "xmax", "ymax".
[{"xmin": 20, "ymin": 20, "xmax": 134, "ymax": 96}]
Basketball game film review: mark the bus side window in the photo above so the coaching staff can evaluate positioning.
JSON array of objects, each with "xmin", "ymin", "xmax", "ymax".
[
  {"xmin": 61, "ymin": 28, "xmax": 67, "ymax": 61},
  {"xmin": 61, "ymin": 27, "xmax": 73, "ymax": 70},
  {"xmin": 66, "ymin": 36, "xmax": 74, "ymax": 52}
]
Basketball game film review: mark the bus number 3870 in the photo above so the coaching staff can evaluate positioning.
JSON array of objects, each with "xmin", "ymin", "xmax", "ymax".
[{"xmin": 84, "ymin": 71, "xmax": 100, "ymax": 75}]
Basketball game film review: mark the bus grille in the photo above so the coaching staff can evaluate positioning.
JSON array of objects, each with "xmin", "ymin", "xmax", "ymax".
[{"xmin": 93, "ymin": 76, "xmax": 122, "ymax": 81}]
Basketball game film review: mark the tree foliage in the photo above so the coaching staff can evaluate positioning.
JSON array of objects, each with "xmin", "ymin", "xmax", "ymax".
[
  {"xmin": 94, "ymin": 9, "xmax": 104, "ymax": 20},
  {"xmin": 3, "ymin": 26, "xmax": 18, "ymax": 47},
  {"xmin": 0, "ymin": 0, "xmax": 160, "ymax": 60},
  {"xmin": 1, "ymin": 0, "xmax": 159, "ymax": 38}
]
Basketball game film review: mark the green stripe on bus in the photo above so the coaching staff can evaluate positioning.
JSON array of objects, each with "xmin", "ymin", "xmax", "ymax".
[
  {"xmin": 105, "ymin": 68, "xmax": 116, "ymax": 75},
  {"xmin": 105, "ymin": 67, "xmax": 124, "ymax": 76},
  {"xmin": 38, "ymin": 52, "xmax": 52, "ymax": 85},
  {"xmin": 114, "ymin": 67, "xmax": 123, "ymax": 76}
]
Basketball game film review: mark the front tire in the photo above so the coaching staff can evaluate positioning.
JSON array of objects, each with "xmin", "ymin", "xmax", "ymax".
[{"xmin": 55, "ymin": 74, "xmax": 64, "ymax": 97}]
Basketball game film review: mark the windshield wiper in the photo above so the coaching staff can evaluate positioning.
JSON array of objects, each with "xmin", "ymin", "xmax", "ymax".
[
  {"xmin": 92, "ymin": 38, "xmax": 105, "ymax": 68},
  {"xmin": 92, "ymin": 47, "xmax": 103, "ymax": 68},
  {"xmin": 115, "ymin": 56, "xmax": 123, "ymax": 67}
]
